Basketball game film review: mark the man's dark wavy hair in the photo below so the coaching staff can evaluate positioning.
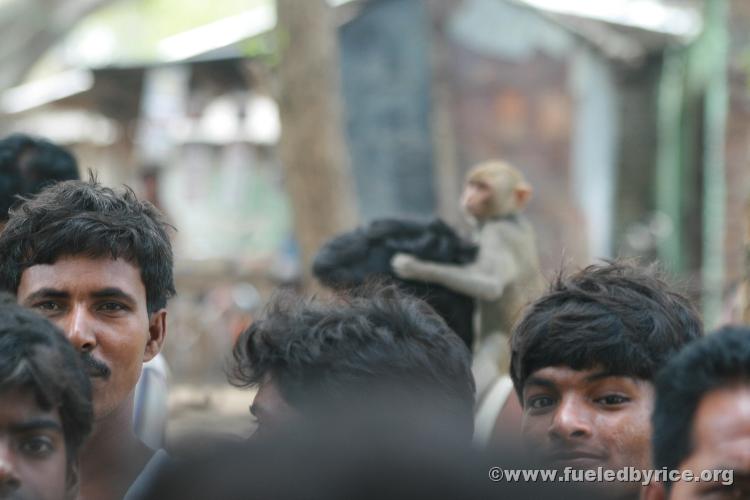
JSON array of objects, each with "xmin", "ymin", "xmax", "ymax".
[
  {"xmin": 231, "ymin": 286, "xmax": 476, "ymax": 435},
  {"xmin": 652, "ymin": 325, "xmax": 750, "ymax": 487},
  {"xmin": 0, "ymin": 177, "xmax": 175, "ymax": 312},
  {"xmin": 0, "ymin": 133, "xmax": 79, "ymax": 220},
  {"xmin": 0, "ymin": 292, "xmax": 92, "ymax": 462},
  {"xmin": 510, "ymin": 261, "xmax": 702, "ymax": 401}
]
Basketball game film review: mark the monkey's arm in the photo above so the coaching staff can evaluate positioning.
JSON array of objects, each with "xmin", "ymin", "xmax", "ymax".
[{"xmin": 391, "ymin": 228, "xmax": 516, "ymax": 301}]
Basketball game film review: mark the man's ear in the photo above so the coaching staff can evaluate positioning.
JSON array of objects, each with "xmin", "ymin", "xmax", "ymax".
[
  {"xmin": 514, "ymin": 182, "xmax": 533, "ymax": 210},
  {"xmin": 144, "ymin": 309, "xmax": 167, "ymax": 362},
  {"xmin": 65, "ymin": 460, "xmax": 80, "ymax": 500},
  {"xmin": 641, "ymin": 480, "xmax": 667, "ymax": 500}
]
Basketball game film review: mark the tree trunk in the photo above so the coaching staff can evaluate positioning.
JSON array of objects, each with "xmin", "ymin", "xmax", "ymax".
[
  {"xmin": 276, "ymin": 0, "xmax": 358, "ymax": 286},
  {"xmin": 425, "ymin": 0, "xmax": 463, "ymax": 230}
]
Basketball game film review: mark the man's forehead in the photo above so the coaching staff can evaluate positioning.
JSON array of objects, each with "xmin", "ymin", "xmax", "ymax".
[
  {"xmin": 692, "ymin": 386, "xmax": 750, "ymax": 449},
  {"xmin": 18, "ymin": 255, "xmax": 145, "ymax": 296},
  {"xmin": 525, "ymin": 365, "xmax": 644, "ymax": 387},
  {"xmin": 0, "ymin": 387, "xmax": 61, "ymax": 423}
]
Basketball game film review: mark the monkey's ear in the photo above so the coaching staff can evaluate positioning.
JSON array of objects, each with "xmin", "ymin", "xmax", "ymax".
[{"xmin": 514, "ymin": 182, "xmax": 533, "ymax": 210}]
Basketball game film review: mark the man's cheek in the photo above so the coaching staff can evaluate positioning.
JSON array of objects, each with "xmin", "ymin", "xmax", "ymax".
[
  {"xmin": 607, "ymin": 413, "xmax": 652, "ymax": 468},
  {"xmin": 521, "ymin": 415, "xmax": 548, "ymax": 447}
]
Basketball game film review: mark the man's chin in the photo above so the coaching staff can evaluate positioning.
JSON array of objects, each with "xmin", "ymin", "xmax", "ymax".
[
  {"xmin": 89, "ymin": 378, "xmax": 108, "ymax": 400},
  {"xmin": 90, "ymin": 383, "xmax": 119, "ymax": 420}
]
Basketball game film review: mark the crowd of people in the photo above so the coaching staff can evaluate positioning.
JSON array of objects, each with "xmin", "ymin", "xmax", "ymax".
[{"xmin": 0, "ymin": 133, "xmax": 748, "ymax": 499}]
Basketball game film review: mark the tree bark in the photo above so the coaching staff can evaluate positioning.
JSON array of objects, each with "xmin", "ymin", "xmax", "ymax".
[
  {"xmin": 425, "ymin": 0, "xmax": 463, "ymax": 230},
  {"xmin": 276, "ymin": 0, "xmax": 358, "ymax": 286}
]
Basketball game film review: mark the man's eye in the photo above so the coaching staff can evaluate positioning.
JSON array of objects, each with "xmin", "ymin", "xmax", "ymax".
[
  {"xmin": 33, "ymin": 302, "xmax": 61, "ymax": 312},
  {"xmin": 527, "ymin": 396, "xmax": 555, "ymax": 409},
  {"xmin": 595, "ymin": 395, "xmax": 630, "ymax": 406},
  {"xmin": 19, "ymin": 436, "xmax": 54, "ymax": 457},
  {"xmin": 98, "ymin": 302, "xmax": 125, "ymax": 312}
]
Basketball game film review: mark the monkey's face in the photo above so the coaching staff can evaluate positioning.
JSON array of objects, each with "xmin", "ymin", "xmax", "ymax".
[{"xmin": 461, "ymin": 179, "xmax": 495, "ymax": 219}]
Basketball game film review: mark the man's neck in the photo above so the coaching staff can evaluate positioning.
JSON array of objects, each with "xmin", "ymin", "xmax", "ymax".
[{"xmin": 78, "ymin": 397, "xmax": 154, "ymax": 500}]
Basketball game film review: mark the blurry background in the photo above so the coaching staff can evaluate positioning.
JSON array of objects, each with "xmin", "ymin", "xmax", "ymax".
[{"xmin": 0, "ymin": 0, "xmax": 748, "ymax": 438}]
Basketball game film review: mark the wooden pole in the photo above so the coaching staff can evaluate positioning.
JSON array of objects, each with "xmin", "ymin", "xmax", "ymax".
[{"xmin": 276, "ymin": 0, "xmax": 359, "ymax": 286}]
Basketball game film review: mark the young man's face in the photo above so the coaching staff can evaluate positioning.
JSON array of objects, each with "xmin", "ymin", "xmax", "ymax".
[
  {"xmin": 17, "ymin": 256, "xmax": 166, "ymax": 420},
  {"xmin": 656, "ymin": 386, "xmax": 750, "ymax": 499},
  {"xmin": 0, "ymin": 388, "xmax": 71, "ymax": 500},
  {"xmin": 520, "ymin": 365, "xmax": 653, "ymax": 495}
]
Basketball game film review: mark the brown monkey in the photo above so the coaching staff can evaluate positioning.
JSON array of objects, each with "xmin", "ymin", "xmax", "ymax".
[{"xmin": 392, "ymin": 160, "xmax": 544, "ymax": 398}]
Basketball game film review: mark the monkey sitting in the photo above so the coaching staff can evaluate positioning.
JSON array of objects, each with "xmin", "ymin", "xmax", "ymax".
[
  {"xmin": 392, "ymin": 160, "xmax": 544, "ymax": 398},
  {"xmin": 312, "ymin": 218, "xmax": 478, "ymax": 348}
]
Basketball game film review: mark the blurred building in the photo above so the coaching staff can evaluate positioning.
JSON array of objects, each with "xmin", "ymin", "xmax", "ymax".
[
  {"xmin": 0, "ymin": 0, "xmax": 748, "ymax": 357},
  {"xmin": 0, "ymin": 53, "xmax": 290, "ymax": 381},
  {"xmin": 339, "ymin": 0, "xmax": 702, "ymax": 273},
  {"xmin": 339, "ymin": 0, "xmax": 748, "ymax": 327}
]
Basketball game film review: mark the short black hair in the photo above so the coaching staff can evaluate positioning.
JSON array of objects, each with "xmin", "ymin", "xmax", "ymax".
[
  {"xmin": 652, "ymin": 325, "xmax": 750, "ymax": 481},
  {"xmin": 0, "ymin": 292, "xmax": 92, "ymax": 461},
  {"xmin": 231, "ymin": 287, "xmax": 476, "ymax": 434},
  {"xmin": 0, "ymin": 133, "xmax": 79, "ymax": 220},
  {"xmin": 510, "ymin": 261, "xmax": 702, "ymax": 400},
  {"xmin": 0, "ymin": 178, "xmax": 175, "ymax": 312}
]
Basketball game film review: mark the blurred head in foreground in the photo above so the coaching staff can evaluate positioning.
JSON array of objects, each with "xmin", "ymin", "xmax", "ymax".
[
  {"xmin": 142, "ymin": 406, "xmax": 603, "ymax": 500},
  {"xmin": 230, "ymin": 286, "xmax": 476, "ymax": 440}
]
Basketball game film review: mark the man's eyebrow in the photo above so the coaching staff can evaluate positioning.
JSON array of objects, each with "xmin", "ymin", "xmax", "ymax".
[
  {"xmin": 90, "ymin": 287, "xmax": 137, "ymax": 304},
  {"xmin": 524, "ymin": 376, "xmax": 557, "ymax": 390},
  {"xmin": 9, "ymin": 418, "xmax": 63, "ymax": 433},
  {"xmin": 22, "ymin": 288, "xmax": 69, "ymax": 302},
  {"xmin": 584, "ymin": 371, "xmax": 632, "ymax": 383}
]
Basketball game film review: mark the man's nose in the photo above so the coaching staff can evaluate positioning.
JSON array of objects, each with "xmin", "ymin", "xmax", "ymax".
[
  {"xmin": 0, "ymin": 442, "xmax": 21, "ymax": 495},
  {"xmin": 548, "ymin": 396, "xmax": 593, "ymax": 441},
  {"xmin": 66, "ymin": 304, "xmax": 97, "ymax": 353}
]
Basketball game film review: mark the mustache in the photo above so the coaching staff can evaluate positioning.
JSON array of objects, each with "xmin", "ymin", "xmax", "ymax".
[{"xmin": 80, "ymin": 352, "xmax": 111, "ymax": 379}]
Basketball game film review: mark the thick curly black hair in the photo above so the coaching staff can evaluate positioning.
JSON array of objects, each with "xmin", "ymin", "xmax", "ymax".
[
  {"xmin": 231, "ymin": 286, "xmax": 476, "ymax": 434},
  {"xmin": 0, "ymin": 177, "xmax": 175, "ymax": 312},
  {"xmin": 511, "ymin": 260, "xmax": 702, "ymax": 400}
]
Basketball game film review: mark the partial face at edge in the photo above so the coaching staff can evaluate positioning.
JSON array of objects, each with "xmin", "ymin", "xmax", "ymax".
[
  {"xmin": 16, "ymin": 256, "xmax": 165, "ymax": 420},
  {"xmin": 0, "ymin": 388, "xmax": 71, "ymax": 500},
  {"xmin": 662, "ymin": 386, "xmax": 750, "ymax": 499}
]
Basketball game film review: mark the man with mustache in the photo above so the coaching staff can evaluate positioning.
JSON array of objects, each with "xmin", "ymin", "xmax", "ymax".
[
  {"xmin": 0, "ymin": 293, "xmax": 92, "ymax": 500},
  {"xmin": 509, "ymin": 262, "xmax": 702, "ymax": 499},
  {"xmin": 0, "ymin": 179, "xmax": 175, "ymax": 500},
  {"xmin": 0, "ymin": 133, "xmax": 169, "ymax": 451}
]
